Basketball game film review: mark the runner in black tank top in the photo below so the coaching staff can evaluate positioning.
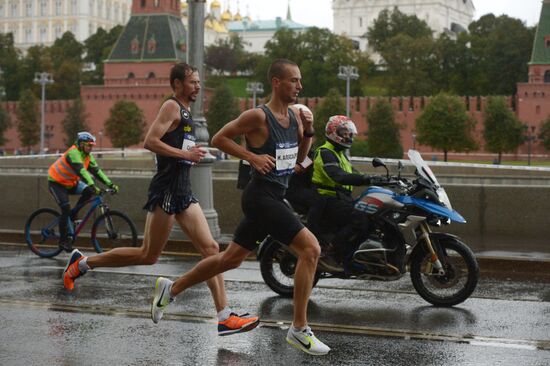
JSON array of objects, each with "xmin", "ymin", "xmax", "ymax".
[{"xmin": 143, "ymin": 97, "xmax": 198, "ymax": 214}]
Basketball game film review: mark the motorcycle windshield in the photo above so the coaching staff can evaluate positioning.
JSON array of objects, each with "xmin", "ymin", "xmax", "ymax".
[{"xmin": 407, "ymin": 149, "xmax": 453, "ymax": 210}]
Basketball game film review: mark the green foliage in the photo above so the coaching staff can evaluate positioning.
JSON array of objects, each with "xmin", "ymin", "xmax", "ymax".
[
  {"xmin": 350, "ymin": 138, "xmax": 369, "ymax": 157},
  {"xmin": 82, "ymin": 26, "xmax": 123, "ymax": 85},
  {"xmin": 205, "ymin": 34, "xmax": 249, "ymax": 74},
  {"xmin": 206, "ymin": 84, "xmax": 241, "ymax": 139},
  {"xmin": 62, "ymin": 99, "xmax": 89, "ymax": 147},
  {"xmin": 0, "ymin": 105, "xmax": 11, "ymax": 146},
  {"xmin": 16, "ymin": 90, "xmax": 40, "ymax": 150},
  {"xmin": 539, "ymin": 116, "xmax": 550, "ymax": 151},
  {"xmin": 415, "ymin": 93, "xmax": 477, "ymax": 161},
  {"xmin": 104, "ymin": 101, "xmax": 146, "ymax": 148},
  {"xmin": 0, "ymin": 33, "xmax": 22, "ymax": 101},
  {"xmin": 366, "ymin": 7, "xmax": 433, "ymax": 53},
  {"xmin": 366, "ymin": 100, "xmax": 403, "ymax": 158},
  {"xmin": 482, "ymin": 96, "xmax": 524, "ymax": 163},
  {"xmin": 257, "ymin": 27, "xmax": 373, "ymax": 98},
  {"xmin": 313, "ymin": 88, "xmax": 346, "ymax": 146}
]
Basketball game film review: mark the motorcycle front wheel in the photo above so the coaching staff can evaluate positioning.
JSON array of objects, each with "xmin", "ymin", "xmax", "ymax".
[
  {"xmin": 259, "ymin": 237, "xmax": 320, "ymax": 298},
  {"xmin": 410, "ymin": 234, "xmax": 479, "ymax": 307}
]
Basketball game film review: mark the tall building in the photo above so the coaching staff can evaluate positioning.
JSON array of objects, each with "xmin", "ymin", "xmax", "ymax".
[
  {"xmin": 516, "ymin": 0, "xmax": 550, "ymax": 128},
  {"xmin": 0, "ymin": 0, "xmax": 131, "ymax": 49},
  {"xmin": 332, "ymin": 0, "xmax": 475, "ymax": 51}
]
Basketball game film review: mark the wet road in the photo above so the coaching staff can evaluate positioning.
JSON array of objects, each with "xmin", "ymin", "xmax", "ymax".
[{"xmin": 1, "ymin": 245, "xmax": 549, "ymax": 366}]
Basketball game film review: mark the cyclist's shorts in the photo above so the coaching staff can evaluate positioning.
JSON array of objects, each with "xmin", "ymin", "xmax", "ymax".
[
  {"xmin": 143, "ymin": 191, "xmax": 198, "ymax": 215},
  {"xmin": 233, "ymin": 178, "xmax": 304, "ymax": 251}
]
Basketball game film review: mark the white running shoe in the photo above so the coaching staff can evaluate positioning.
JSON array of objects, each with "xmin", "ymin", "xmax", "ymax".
[
  {"xmin": 286, "ymin": 326, "xmax": 331, "ymax": 355},
  {"xmin": 151, "ymin": 277, "xmax": 174, "ymax": 324}
]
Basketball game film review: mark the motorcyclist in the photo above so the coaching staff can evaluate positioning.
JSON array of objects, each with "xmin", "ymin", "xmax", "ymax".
[
  {"xmin": 311, "ymin": 115, "xmax": 385, "ymax": 270},
  {"xmin": 47, "ymin": 131, "xmax": 118, "ymax": 250}
]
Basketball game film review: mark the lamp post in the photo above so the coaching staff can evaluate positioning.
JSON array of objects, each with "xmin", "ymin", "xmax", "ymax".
[
  {"xmin": 246, "ymin": 82, "xmax": 264, "ymax": 108},
  {"xmin": 0, "ymin": 67, "xmax": 5, "ymax": 101},
  {"xmin": 527, "ymin": 125, "xmax": 536, "ymax": 166},
  {"xmin": 33, "ymin": 72, "xmax": 54, "ymax": 155},
  {"xmin": 412, "ymin": 133, "xmax": 417, "ymax": 150},
  {"xmin": 337, "ymin": 65, "xmax": 359, "ymax": 118}
]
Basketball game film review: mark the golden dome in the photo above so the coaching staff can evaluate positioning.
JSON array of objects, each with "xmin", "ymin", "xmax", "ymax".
[
  {"xmin": 233, "ymin": 12, "xmax": 242, "ymax": 21},
  {"xmin": 210, "ymin": 0, "xmax": 221, "ymax": 9},
  {"xmin": 181, "ymin": 2, "xmax": 187, "ymax": 9},
  {"xmin": 205, "ymin": 18, "xmax": 213, "ymax": 29},
  {"xmin": 220, "ymin": 9, "xmax": 232, "ymax": 21}
]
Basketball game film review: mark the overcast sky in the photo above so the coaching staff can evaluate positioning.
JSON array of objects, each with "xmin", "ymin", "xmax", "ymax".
[{"xmin": 225, "ymin": 0, "xmax": 543, "ymax": 30}]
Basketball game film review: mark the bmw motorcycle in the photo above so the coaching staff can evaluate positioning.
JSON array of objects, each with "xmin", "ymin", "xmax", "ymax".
[{"xmin": 258, "ymin": 150, "xmax": 479, "ymax": 307}]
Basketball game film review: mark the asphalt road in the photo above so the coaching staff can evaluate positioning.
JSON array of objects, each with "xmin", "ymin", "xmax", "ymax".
[{"xmin": 1, "ymin": 245, "xmax": 549, "ymax": 366}]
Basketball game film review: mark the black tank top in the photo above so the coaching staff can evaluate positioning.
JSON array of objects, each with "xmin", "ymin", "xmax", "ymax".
[
  {"xmin": 249, "ymin": 105, "xmax": 299, "ymax": 188},
  {"xmin": 148, "ymin": 97, "xmax": 195, "ymax": 195}
]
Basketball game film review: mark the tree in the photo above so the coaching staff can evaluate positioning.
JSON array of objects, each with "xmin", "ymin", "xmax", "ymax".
[
  {"xmin": 366, "ymin": 100, "xmax": 403, "ymax": 158},
  {"xmin": 62, "ymin": 99, "xmax": 89, "ymax": 147},
  {"xmin": 16, "ymin": 90, "xmax": 40, "ymax": 151},
  {"xmin": 415, "ymin": 93, "xmax": 477, "ymax": 161},
  {"xmin": 205, "ymin": 84, "xmax": 241, "ymax": 139},
  {"xmin": 0, "ymin": 105, "xmax": 11, "ymax": 146},
  {"xmin": 0, "ymin": 33, "xmax": 22, "ymax": 101},
  {"xmin": 538, "ymin": 116, "xmax": 550, "ymax": 151},
  {"xmin": 366, "ymin": 7, "xmax": 433, "ymax": 53},
  {"xmin": 104, "ymin": 101, "xmax": 146, "ymax": 148},
  {"xmin": 482, "ymin": 96, "xmax": 524, "ymax": 164},
  {"xmin": 313, "ymin": 88, "xmax": 346, "ymax": 146},
  {"xmin": 83, "ymin": 26, "xmax": 123, "ymax": 85}
]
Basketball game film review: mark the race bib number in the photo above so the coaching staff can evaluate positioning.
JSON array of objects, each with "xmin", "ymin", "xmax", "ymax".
[
  {"xmin": 181, "ymin": 134, "xmax": 196, "ymax": 165},
  {"xmin": 275, "ymin": 146, "xmax": 298, "ymax": 175}
]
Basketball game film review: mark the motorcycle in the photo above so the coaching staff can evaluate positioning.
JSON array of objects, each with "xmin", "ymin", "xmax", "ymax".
[{"xmin": 257, "ymin": 149, "xmax": 479, "ymax": 307}]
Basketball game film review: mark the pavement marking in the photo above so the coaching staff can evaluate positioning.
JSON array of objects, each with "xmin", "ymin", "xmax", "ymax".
[{"xmin": 1, "ymin": 298, "xmax": 548, "ymax": 352}]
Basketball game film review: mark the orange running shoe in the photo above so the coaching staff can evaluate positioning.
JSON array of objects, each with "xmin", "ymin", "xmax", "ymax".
[
  {"xmin": 218, "ymin": 313, "xmax": 260, "ymax": 336},
  {"xmin": 62, "ymin": 249, "xmax": 87, "ymax": 291}
]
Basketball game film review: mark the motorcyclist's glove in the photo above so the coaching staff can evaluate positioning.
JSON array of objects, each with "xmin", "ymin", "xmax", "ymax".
[
  {"xmin": 365, "ymin": 175, "xmax": 387, "ymax": 186},
  {"xmin": 108, "ymin": 183, "xmax": 119, "ymax": 193}
]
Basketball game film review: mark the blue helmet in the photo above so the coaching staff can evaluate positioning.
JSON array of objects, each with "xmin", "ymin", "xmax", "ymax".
[{"xmin": 76, "ymin": 131, "xmax": 96, "ymax": 145}]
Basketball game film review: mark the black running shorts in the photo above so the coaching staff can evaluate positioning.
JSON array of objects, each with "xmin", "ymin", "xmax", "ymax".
[{"xmin": 233, "ymin": 178, "xmax": 304, "ymax": 251}]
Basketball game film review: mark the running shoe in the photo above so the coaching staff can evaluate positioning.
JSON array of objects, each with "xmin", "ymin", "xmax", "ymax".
[
  {"xmin": 62, "ymin": 249, "xmax": 87, "ymax": 291},
  {"xmin": 151, "ymin": 277, "xmax": 174, "ymax": 324},
  {"xmin": 218, "ymin": 313, "xmax": 260, "ymax": 336},
  {"xmin": 286, "ymin": 326, "xmax": 331, "ymax": 355}
]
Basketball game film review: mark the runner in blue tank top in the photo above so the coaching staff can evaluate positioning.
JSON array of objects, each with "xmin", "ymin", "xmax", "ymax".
[{"xmin": 151, "ymin": 59, "xmax": 331, "ymax": 355}]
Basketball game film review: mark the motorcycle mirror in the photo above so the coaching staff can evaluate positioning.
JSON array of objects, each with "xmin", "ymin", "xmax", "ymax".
[
  {"xmin": 372, "ymin": 158, "xmax": 385, "ymax": 168},
  {"xmin": 372, "ymin": 158, "xmax": 389, "ymax": 178}
]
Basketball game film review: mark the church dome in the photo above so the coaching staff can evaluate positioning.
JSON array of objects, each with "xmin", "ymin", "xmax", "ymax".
[
  {"xmin": 233, "ymin": 11, "xmax": 243, "ymax": 21},
  {"xmin": 221, "ymin": 9, "xmax": 232, "ymax": 21},
  {"xmin": 210, "ymin": 0, "xmax": 221, "ymax": 9}
]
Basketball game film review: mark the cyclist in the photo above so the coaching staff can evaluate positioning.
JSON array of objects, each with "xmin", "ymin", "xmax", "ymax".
[
  {"xmin": 47, "ymin": 131, "xmax": 118, "ymax": 251},
  {"xmin": 311, "ymin": 115, "xmax": 385, "ymax": 270}
]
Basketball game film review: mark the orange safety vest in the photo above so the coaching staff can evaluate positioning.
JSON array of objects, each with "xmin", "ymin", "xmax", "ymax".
[{"xmin": 48, "ymin": 146, "xmax": 90, "ymax": 187}]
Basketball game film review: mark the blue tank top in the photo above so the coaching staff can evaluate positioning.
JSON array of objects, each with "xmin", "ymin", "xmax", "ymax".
[{"xmin": 249, "ymin": 105, "xmax": 299, "ymax": 188}]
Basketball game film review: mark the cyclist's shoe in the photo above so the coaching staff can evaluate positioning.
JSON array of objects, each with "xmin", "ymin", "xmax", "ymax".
[
  {"xmin": 151, "ymin": 277, "xmax": 174, "ymax": 324},
  {"xmin": 218, "ymin": 313, "xmax": 260, "ymax": 336},
  {"xmin": 63, "ymin": 249, "xmax": 87, "ymax": 291},
  {"xmin": 286, "ymin": 326, "xmax": 331, "ymax": 355}
]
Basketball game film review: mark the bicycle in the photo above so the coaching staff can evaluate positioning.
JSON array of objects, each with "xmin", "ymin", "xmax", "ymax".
[{"xmin": 24, "ymin": 188, "xmax": 138, "ymax": 258}]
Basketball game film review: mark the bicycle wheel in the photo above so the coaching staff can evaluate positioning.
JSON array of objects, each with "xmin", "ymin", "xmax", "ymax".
[
  {"xmin": 24, "ymin": 208, "xmax": 64, "ymax": 258},
  {"xmin": 91, "ymin": 210, "xmax": 138, "ymax": 253}
]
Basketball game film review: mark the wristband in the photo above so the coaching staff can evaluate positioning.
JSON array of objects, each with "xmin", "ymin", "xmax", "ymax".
[{"xmin": 303, "ymin": 130, "xmax": 315, "ymax": 138}]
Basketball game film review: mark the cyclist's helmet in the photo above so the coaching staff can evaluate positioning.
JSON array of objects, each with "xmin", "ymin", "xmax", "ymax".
[
  {"xmin": 325, "ymin": 115, "xmax": 357, "ymax": 149},
  {"xmin": 76, "ymin": 131, "xmax": 96, "ymax": 146}
]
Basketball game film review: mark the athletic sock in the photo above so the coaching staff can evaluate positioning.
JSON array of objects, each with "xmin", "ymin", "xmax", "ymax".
[
  {"xmin": 78, "ymin": 257, "xmax": 91, "ymax": 272},
  {"xmin": 292, "ymin": 325, "xmax": 307, "ymax": 333},
  {"xmin": 217, "ymin": 306, "xmax": 233, "ymax": 321}
]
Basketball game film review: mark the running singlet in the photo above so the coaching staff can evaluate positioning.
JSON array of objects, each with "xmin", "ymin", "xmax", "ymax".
[
  {"xmin": 148, "ymin": 97, "xmax": 195, "ymax": 197},
  {"xmin": 248, "ymin": 105, "xmax": 299, "ymax": 188}
]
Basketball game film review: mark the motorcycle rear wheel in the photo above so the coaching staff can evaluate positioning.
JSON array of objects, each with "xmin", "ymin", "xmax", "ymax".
[
  {"xmin": 259, "ymin": 238, "xmax": 320, "ymax": 298},
  {"xmin": 410, "ymin": 235, "xmax": 479, "ymax": 307}
]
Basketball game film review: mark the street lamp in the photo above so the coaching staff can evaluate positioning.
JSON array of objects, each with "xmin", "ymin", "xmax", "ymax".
[
  {"xmin": 412, "ymin": 133, "xmax": 417, "ymax": 150},
  {"xmin": 33, "ymin": 72, "xmax": 54, "ymax": 155},
  {"xmin": 337, "ymin": 65, "xmax": 359, "ymax": 118},
  {"xmin": 526, "ymin": 125, "xmax": 536, "ymax": 166},
  {"xmin": 246, "ymin": 82, "xmax": 264, "ymax": 108}
]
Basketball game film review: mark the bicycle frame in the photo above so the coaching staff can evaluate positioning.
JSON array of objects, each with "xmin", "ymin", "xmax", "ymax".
[{"xmin": 68, "ymin": 195, "xmax": 109, "ymax": 238}]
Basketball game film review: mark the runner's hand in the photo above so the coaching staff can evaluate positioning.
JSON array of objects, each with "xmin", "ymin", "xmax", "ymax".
[
  {"xmin": 299, "ymin": 107, "xmax": 314, "ymax": 132},
  {"xmin": 250, "ymin": 154, "xmax": 276, "ymax": 175},
  {"xmin": 185, "ymin": 146, "xmax": 207, "ymax": 163}
]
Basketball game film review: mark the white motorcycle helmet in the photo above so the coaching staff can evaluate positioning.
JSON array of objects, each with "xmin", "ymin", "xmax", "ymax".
[{"xmin": 325, "ymin": 115, "xmax": 357, "ymax": 149}]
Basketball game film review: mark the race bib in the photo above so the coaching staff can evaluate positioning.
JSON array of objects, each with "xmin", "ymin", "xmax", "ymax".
[
  {"xmin": 275, "ymin": 146, "xmax": 298, "ymax": 175},
  {"xmin": 181, "ymin": 134, "xmax": 196, "ymax": 165}
]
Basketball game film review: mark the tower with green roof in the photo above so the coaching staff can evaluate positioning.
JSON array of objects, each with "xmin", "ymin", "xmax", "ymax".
[
  {"xmin": 103, "ymin": 0, "xmax": 187, "ymax": 86},
  {"xmin": 517, "ymin": 0, "xmax": 550, "ymax": 125}
]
